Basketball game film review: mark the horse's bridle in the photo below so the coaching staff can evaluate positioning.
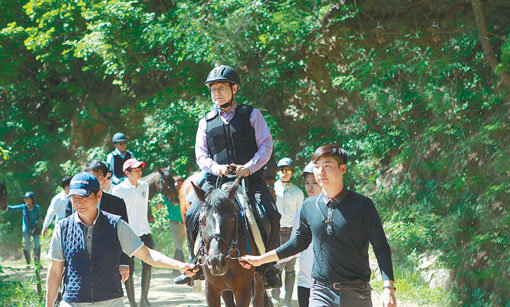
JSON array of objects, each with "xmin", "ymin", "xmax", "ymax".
[
  {"xmin": 157, "ymin": 174, "xmax": 174, "ymax": 199},
  {"xmin": 201, "ymin": 210, "xmax": 241, "ymax": 260}
]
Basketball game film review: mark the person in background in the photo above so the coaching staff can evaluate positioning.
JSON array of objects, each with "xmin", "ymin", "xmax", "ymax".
[
  {"xmin": 154, "ymin": 175, "xmax": 186, "ymax": 264},
  {"xmin": 293, "ymin": 162, "xmax": 322, "ymax": 307},
  {"xmin": 112, "ymin": 158, "xmax": 153, "ymax": 307},
  {"xmin": 272, "ymin": 157, "xmax": 305, "ymax": 306},
  {"xmin": 240, "ymin": 145, "xmax": 397, "ymax": 307},
  {"xmin": 4, "ymin": 191, "xmax": 43, "ymax": 267},
  {"xmin": 45, "ymin": 172, "xmax": 197, "ymax": 307},
  {"xmin": 103, "ymin": 161, "xmax": 114, "ymax": 193},
  {"xmin": 42, "ymin": 176, "xmax": 72, "ymax": 236},
  {"xmin": 107, "ymin": 132, "xmax": 135, "ymax": 185}
]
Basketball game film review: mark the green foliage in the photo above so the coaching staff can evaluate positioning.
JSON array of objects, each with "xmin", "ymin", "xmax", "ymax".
[
  {"xmin": 0, "ymin": 266, "xmax": 42, "ymax": 306},
  {"xmin": 1, "ymin": 0, "xmax": 509, "ymax": 305}
]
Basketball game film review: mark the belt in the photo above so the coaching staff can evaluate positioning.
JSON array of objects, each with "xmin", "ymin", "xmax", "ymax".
[
  {"xmin": 280, "ymin": 227, "xmax": 293, "ymax": 231},
  {"xmin": 316, "ymin": 279, "xmax": 369, "ymax": 291}
]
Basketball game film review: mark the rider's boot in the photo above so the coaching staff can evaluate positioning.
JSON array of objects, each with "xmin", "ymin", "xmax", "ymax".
[
  {"xmin": 174, "ymin": 252, "xmax": 204, "ymax": 286},
  {"xmin": 23, "ymin": 249, "xmax": 31, "ymax": 268},
  {"xmin": 124, "ymin": 276, "xmax": 137, "ymax": 307},
  {"xmin": 283, "ymin": 270, "xmax": 295, "ymax": 306},
  {"xmin": 139, "ymin": 264, "xmax": 152, "ymax": 307},
  {"xmin": 258, "ymin": 263, "xmax": 282, "ymax": 289}
]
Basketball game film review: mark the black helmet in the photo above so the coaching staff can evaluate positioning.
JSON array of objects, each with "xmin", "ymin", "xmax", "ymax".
[
  {"xmin": 112, "ymin": 132, "xmax": 127, "ymax": 143},
  {"xmin": 205, "ymin": 65, "xmax": 240, "ymax": 87}
]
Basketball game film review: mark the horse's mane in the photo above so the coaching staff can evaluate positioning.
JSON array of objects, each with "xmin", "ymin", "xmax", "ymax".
[{"xmin": 203, "ymin": 188, "xmax": 238, "ymax": 215}]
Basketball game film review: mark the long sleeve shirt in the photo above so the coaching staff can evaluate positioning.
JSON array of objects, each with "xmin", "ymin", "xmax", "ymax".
[
  {"xmin": 8, "ymin": 203, "xmax": 41, "ymax": 233},
  {"xmin": 43, "ymin": 190, "xmax": 69, "ymax": 230},
  {"xmin": 195, "ymin": 103, "xmax": 273, "ymax": 176},
  {"xmin": 274, "ymin": 180, "xmax": 304, "ymax": 228},
  {"xmin": 276, "ymin": 191, "xmax": 394, "ymax": 283}
]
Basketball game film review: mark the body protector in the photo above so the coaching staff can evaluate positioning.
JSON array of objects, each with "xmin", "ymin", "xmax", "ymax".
[{"xmin": 205, "ymin": 104, "xmax": 263, "ymax": 179}]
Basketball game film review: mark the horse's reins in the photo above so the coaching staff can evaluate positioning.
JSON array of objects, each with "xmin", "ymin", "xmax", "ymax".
[{"xmin": 199, "ymin": 173, "xmax": 244, "ymax": 262}]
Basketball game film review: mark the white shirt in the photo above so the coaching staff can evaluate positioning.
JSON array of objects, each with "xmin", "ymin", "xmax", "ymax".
[
  {"xmin": 112, "ymin": 180, "xmax": 151, "ymax": 236},
  {"xmin": 274, "ymin": 180, "xmax": 304, "ymax": 228},
  {"xmin": 42, "ymin": 190, "xmax": 69, "ymax": 230},
  {"xmin": 292, "ymin": 207, "xmax": 313, "ymax": 288}
]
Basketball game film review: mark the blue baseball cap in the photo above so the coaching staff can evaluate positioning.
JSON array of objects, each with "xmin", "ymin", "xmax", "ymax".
[
  {"xmin": 24, "ymin": 191, "xmax": 35, "ymax": 199},
  {"xmin": 69, "ymin": 172, "xmax": 100, "ymax": 197}
]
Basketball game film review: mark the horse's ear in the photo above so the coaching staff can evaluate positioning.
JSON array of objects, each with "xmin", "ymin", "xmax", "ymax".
[
  {"xmin": 191, "ymin": 181, "xmax": 206, "ymax": 202},
  {"xmin": 226, "ymin": 177, "xmax": 241, "ymax": 200}
]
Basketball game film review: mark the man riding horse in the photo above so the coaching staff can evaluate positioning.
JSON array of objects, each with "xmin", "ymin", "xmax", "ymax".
[{"xmin": 175, "ymin": 65, "xmax": 282, "ymax": 289}]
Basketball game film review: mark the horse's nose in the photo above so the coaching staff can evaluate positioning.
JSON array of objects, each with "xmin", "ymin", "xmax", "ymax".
[{"xmin": 208, "ymin": 254, "xmax": 227, "ymax": 276}]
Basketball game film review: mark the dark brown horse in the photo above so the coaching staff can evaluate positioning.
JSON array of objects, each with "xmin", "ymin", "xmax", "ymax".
[
  {"xmin": 192, "ymin": 177, "xmax": 266, "ymax": 307},
  {"xmin": 142, "ymin": 167, "xmax": 179, "ymax": 203}
]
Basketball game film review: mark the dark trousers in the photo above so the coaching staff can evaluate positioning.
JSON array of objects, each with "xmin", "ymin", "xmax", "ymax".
[
  {"xmin": 185, "ymin": 176, "xmax": 281, "ymax": 255},
  {"xmin": 309, "ymin": 281, "xmax": 372, "ymax": 307},
  {"xmin": 125, "ymin": 233, "xmax": 154, "ymax": 303},
  {"xmin": 298, "ymin": 286, "xmax": 310, "ymax": 307}
]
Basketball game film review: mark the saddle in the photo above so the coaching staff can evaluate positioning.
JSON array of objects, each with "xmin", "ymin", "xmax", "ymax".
[{"xmin": 221, "ymin": 180, "xmax": 271, "ymax": 255}]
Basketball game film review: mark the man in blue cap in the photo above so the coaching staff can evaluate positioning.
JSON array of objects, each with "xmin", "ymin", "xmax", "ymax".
[
  {"xmin": 4, "ymin": 191, "xmax": 43, "ymax": 268},
  {"xmin": 45, "ymin": 172, "xmax": 197, "ymax": 307},
  {"xmin": 107, "ymin": 132, "xmax": 135, "ymax": 185}
]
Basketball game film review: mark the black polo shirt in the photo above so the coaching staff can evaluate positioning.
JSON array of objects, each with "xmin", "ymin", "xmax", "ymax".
[{"xmin": 275, "ymin": 190, "xmax": 394, "ymax": 283}]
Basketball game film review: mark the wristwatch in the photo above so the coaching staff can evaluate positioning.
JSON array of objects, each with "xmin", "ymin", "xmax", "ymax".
[{"xmin": 383, "ymin": 285, "xmax": 397, "ymax": 290}]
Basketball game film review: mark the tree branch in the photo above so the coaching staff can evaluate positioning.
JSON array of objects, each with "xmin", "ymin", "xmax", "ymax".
[{"xmin": 471, "ymin": 0, "xmax": 510, "ymax": 86}]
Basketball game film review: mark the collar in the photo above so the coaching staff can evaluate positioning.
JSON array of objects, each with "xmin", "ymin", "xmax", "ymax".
[
  {"xmin": 218, "ymin": 102, "xmax": 238, "ymax": 116},
  {"xmin": 322, "ymin": 187, "xmax": 348, "ymax": 208},
  {"xmin": 124, "ymin": 179, "xmax": 140, "ymax": 188},
  {"xmin": 114, "ymin": 148, "xmax": 127, "ymax": 157},
  {"xmin": 74, "ymin": 209, "xmax": 101, "ymax": 226}
]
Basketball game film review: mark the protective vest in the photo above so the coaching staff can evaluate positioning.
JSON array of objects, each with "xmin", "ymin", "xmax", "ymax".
[
  {"xmin": 205, "ymin": 104, "xmax": 262, "ymax": 179},
  {"xmin": 112, "ymin": 151, "xmax": 132, "ymax": 179},
  {"xmin": 60, "ymin": 211, "xmax": 123, "ymax": 303}
]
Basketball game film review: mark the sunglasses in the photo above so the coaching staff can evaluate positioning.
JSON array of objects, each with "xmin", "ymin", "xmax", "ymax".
[
  {"xmin": 117, "ymin": 141, "xmax": 127, "ymax": 145},
  {"xmin": 279, "ymin": 168, "xmax": 293, "ymax": 174},
  {"xmin": 106, "ymin": 175, "xmax": 112, "ymax": 180}
]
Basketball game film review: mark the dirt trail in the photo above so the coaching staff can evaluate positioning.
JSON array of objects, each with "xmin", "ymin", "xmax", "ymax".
[{"xmin": 1, "ymin": 260, "xmax": 411, "ymax": 306}]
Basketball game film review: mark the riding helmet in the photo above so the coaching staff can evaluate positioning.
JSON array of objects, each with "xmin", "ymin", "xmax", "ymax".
[
  {"xmin": 277, "ymin": 158, "xmax": 295, "ymax": 169},
  {"xmin": 205, "ymin": 65, "xmax": 240, "ymax": 87},
  {"xmin": 301, "ymin": 162, "xmax": 314, "ymax": 177},
  {"xmin": 112, "ymin": 132, "xmax": 127, "ymax": 143}
]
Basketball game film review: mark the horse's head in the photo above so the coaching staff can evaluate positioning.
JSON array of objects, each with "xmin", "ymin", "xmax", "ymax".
[
  {"xmin": 0, "ymin": 182, "xmax": 7, "ymax": 209},
  {"xmin": 192, "ymin": 177, "xmax": 241, "ymax": 277},
  {"xmin": 157, "ymin": 167, "xmax": 179, "ymax": 203}
]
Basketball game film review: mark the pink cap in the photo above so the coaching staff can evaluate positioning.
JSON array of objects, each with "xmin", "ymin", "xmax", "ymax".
[{"xmin": 123, "ymin": 158, "xmax": 146, "ymax": 172}]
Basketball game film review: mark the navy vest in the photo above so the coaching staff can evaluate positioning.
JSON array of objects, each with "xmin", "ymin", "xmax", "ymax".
[
  {"xmin": 205, "ymin": 104, "xmax": 262, "ymax": 179},
  {"xmin": 61, "ymin": 211, "xmax": 123, "ymax": 303},
  {"xmin": 112, "ymin": 151, "xmax": 132, "ymax": 179}
]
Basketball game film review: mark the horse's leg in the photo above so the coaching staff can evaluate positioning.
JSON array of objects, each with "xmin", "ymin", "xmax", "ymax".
[
  {"xmin": 234, "ymin": 286, "xmax": 253, "ymax": 307},
  {"xmin": 221, "ymin": 290, "xmax": 235, "ymax": 307},
  {"xmin": 205, "ymin": 282, "xmax": 222, "ymax": 307},
  {"xmin": 253, "ymin": 273, "xmax": 272, "ymax": 307}
]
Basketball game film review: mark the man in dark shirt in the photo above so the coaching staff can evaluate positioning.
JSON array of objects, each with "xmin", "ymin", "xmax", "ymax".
[{"xmin": 239, "ymin": 145, "xmax": 397, "ymax": 307}]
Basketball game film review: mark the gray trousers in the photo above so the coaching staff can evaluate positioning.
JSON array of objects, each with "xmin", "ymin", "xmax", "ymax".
[{"xmin": 309, "ymin": 281, "xmax": 372, "ymax": 307}]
